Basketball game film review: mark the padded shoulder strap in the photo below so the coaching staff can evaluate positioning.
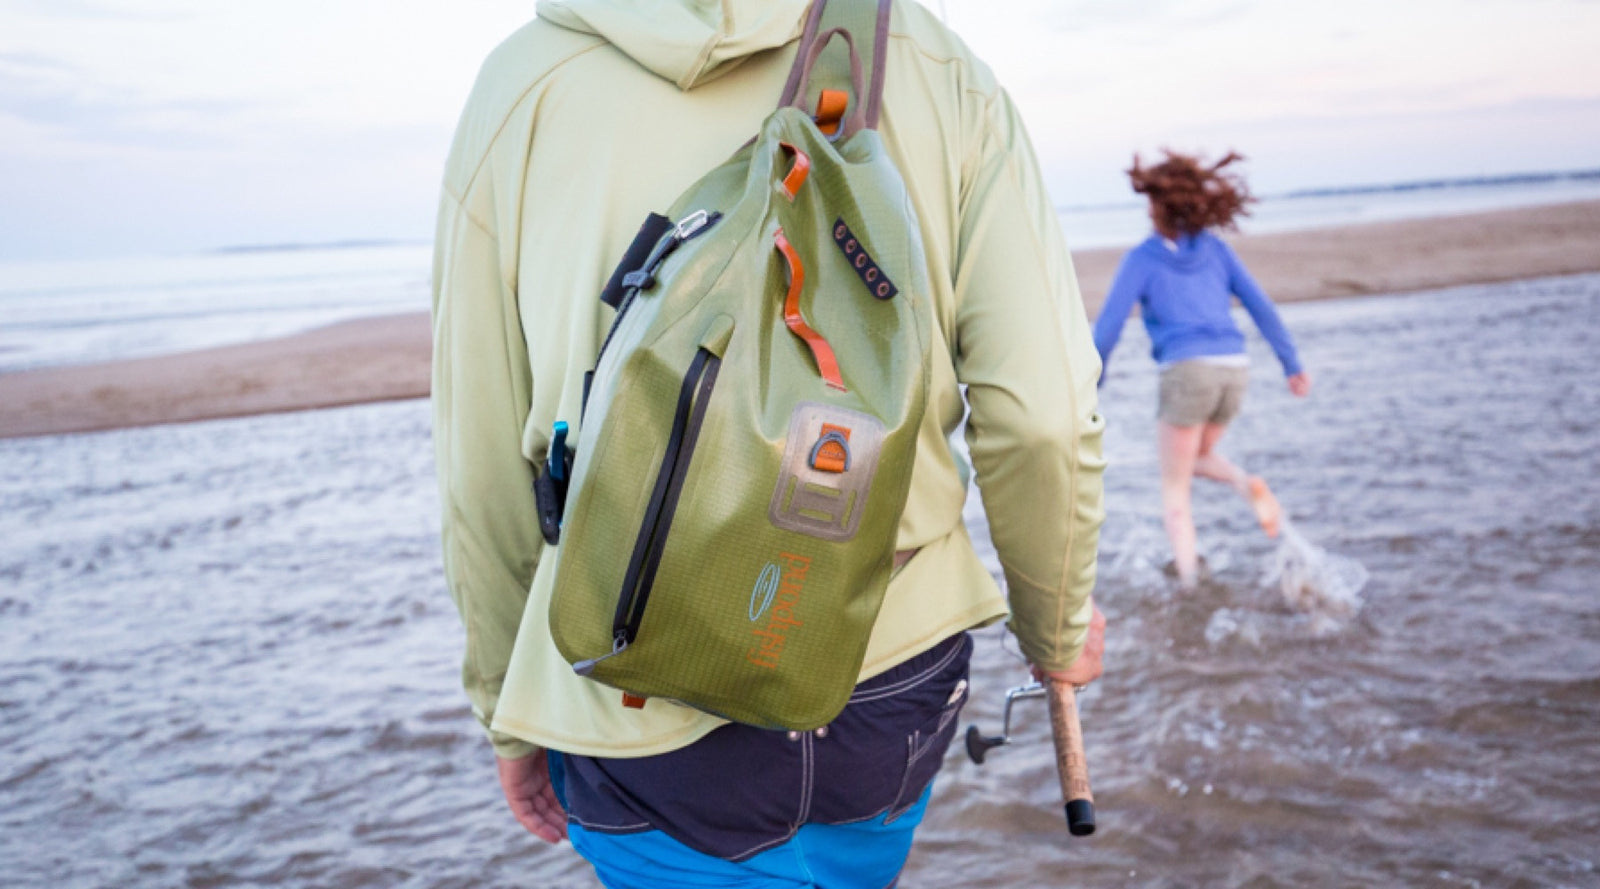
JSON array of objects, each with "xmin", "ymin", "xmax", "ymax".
[{"xmin": 778, "ymin": 0, "xmax": 893, "ymax": 133}]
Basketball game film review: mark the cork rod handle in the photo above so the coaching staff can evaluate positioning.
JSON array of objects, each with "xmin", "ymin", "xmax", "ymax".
[{"xmin": 1046, "ymin": 679, "xmax": 1095, "ymax": 836}]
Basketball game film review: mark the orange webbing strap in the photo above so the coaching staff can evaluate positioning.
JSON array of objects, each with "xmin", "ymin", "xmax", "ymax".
[
  {"xmin": 774, "ymin": 229, "xmax": 846, "ymax": 392},
  {"xmin": 814, "ymin": 89, "xmax": 849, "ymax": 136},
  {"xmin": 780, "ymin": 143, "xmax": 811, "ymax": 199},
  {"xmin": 811, "ymin": 425, "xmax": 852, "ymax": 473}
]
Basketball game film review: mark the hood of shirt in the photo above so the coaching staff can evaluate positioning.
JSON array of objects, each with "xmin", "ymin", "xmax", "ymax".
[
  {"xmin": 537, "ymin": 0, "xmax": 811, "ymax": 90},
  {"xmin": 1136, "ymin": 230, "xmax": 1213, "ymax": 273}
]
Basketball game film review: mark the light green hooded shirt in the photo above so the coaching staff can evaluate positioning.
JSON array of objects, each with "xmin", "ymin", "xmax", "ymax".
[{"xmin": 432, "ymin": 0, "xmax": 1105, "ymax": 759}]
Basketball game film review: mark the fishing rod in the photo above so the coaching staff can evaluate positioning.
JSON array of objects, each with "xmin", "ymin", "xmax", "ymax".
[{"xmin": 965, "ymin": 678, "xmax": 1096, "ymax": 836}]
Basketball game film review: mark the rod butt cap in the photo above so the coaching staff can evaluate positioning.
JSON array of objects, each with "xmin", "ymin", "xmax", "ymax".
[{"xmin": 1066, "ymin": 799, "xmax": 1096, "ymax": 836}]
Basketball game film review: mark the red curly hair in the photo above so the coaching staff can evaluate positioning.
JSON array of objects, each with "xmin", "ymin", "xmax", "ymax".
[{"xmin": 1128, "ymin": 149, "xmax": 1255, "ymax": 236}]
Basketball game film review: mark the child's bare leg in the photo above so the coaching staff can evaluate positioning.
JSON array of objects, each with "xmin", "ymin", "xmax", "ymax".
[
  {"xmin": 1158, "ymin": 421, "xmax": 1205, "ymax": 586},
  {"xmin": 1196, "ymin": 422, "xmax": 1280, "ymax": 537},
  {"xmin": 1194, "ymin": 422, "xmax": 1252, "ymax": 497}
]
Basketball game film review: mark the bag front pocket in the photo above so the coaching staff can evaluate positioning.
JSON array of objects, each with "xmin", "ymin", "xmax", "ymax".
[{"xmin": 573, "ymin": 347, "xmax": 721, "ymax": 676}]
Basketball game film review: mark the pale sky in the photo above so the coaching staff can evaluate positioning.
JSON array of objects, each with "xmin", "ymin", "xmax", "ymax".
[{"xmin": 1, "ymin": 0, "xmax": 1597, "ymax": 260}]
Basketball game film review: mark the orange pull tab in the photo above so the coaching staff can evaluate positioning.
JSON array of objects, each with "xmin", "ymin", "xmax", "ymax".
[
  {"xmin": 814, "ymin": 89, "xmax": 849, "ymax": 136},
  {"xmin": 810, "ymin": 425, "xmax": 852, "ymax": 473},
  {"xmin": 774, "ymin": 228, "xmax": 846, "ymax": 391},
  {"xmin": 621, "ymin": 693, "xmax": 647, "ymax": 709},
  {"xmin": 779, "ymin": 142, "xmax": 811, "ymax": 199}
]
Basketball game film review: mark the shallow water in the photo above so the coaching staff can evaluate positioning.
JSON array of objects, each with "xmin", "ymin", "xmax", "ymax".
[{"xmin": 3, "ymin": 274, "xmax": 1598, "ymax": 887}]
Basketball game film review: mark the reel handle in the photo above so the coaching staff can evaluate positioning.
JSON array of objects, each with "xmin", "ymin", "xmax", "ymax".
[
  {"xmin": 1046, "ymin": 680, "xmax": 1095, "ymax": 836},
  {"xmin": 964, "ymin": 725, "xmax": 1007, "ymax": 765}
]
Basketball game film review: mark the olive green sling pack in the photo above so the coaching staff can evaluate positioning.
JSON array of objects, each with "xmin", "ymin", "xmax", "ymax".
[{"xmin": 542, "ymin": 0, "xmax": 932, "ymax": 730}]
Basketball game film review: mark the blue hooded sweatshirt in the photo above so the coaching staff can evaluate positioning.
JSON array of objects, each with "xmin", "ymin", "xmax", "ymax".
[{"xmin": 1092, "ymin": 230, "xmax": 1302, "ymax": 381}]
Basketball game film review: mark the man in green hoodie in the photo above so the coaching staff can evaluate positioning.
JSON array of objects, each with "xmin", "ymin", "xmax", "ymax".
[{"xmin": 432, "ymin": 0, "xmax": 1106, "ymax": 884}]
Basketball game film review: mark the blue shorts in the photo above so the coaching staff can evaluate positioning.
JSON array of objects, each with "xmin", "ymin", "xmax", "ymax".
[{"xmin": 549, "ymin": 633, "xmax": 972, "ymax": 888}]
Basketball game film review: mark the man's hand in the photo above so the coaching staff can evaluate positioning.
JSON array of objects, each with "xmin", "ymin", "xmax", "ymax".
[
  {"xmin": 497, "ymin": 749, "xmax": 568, "ymax": 844},
  {"xmin": 1287, "ymin": 371, "xmax": 1312, "ymax": 397},
  {"xmin": 1033, "ymin": 605, "xmax": 1106, "ymax": 687}
]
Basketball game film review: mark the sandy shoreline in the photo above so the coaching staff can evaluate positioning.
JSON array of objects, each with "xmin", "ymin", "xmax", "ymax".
[
  {"xmin": 4, "ymin": 199, "xmax": 1598, "ymax": 439},
  {"xmin": 0, "ymin": 315, "xmax": 431, "ymax": 439}
]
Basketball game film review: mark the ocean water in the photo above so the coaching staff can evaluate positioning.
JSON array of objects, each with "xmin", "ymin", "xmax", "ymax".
[
  {"xmin": 0, "ymin": 244, "xmax": 432, "ymax": 373},
  {"xmin": 3, "ymin": 273, "xmax": 1597, "ymax": 887},
  {"xmin": 2, "ymin": 176, "xmax": 1597, "ymax": 373}
]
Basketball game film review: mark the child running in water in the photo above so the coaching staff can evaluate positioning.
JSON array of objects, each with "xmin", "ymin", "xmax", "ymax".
[{"xmin": 1093, "ymin": 150, "xmax": 1311, "ymax": 588}]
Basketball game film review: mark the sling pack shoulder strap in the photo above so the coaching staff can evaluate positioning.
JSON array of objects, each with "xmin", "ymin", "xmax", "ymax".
[{"xmin": 779, "ymin": 0, "xmax": 894, "ymax": 139}]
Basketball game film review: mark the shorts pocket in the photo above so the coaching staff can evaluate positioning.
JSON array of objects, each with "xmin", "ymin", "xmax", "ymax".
[{"xmin": 886, "ymin": 677, "xmax": 968, "ymax": 822}]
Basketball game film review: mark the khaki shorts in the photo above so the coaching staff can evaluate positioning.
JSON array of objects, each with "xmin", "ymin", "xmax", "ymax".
[{"xmin": 1158, "ymin": 360, "xmax": 1249, "ymax": 426}]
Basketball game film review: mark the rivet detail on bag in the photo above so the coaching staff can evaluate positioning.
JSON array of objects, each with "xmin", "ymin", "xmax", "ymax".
[{"xmin": 833, "ymin": 217, "xmax": 897, "ymax": 300}]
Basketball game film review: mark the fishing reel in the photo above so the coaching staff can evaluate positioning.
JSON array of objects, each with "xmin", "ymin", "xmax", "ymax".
[
  {"xmin": 965, "ymin": 679, "xmax": 1097, "ymax": 837},
  {"xmin": 963, "ymin": 681, "xmax": 1046, "ymax": 764}
]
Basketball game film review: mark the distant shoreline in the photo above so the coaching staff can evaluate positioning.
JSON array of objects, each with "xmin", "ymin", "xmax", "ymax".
[
  {"xmin": 1071, "ymin": 198, "xmax": 1600, "ymax": 314},
  {"xmin": 1054, "ymin": 167, "xmax": 1600, "ymax": 214},
  {"xmin": 3, "ymin": 199, "xmax": 1599, "ymax": 440},
  {"xmin": 1280, "ymin": 167, "xmax": 1600, "ymax": 199},
  {"xmin": 211, "ymin": 238, "xmax": 432, "ymax": 255}
]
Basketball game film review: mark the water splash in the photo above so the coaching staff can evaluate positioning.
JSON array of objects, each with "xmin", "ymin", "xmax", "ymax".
[
  {"xmin": 1105, "ymin": 522, "xmax": 1173, "ymax": 581},
  {"xmin": 1265, "ymin": 518, "xmax": 1369, "ymax": 620},
  {"xmin": 1203, "ymin": 607, "xmax": 1263, "ymax": 648}
]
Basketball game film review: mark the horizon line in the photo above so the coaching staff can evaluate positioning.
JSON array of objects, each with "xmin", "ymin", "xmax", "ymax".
[{"xmin": 1055, "ymin": 166, "xmax": 1600, "ymax": 213}]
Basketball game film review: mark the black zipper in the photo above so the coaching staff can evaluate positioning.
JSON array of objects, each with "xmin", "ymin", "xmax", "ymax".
[{"xmin": 573, "ymin": 347, "xmax": 721, "ymax": 676}]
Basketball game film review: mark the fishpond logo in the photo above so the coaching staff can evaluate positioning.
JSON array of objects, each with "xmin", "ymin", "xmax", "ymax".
[
  {"xmin": 747, "ymin": 552, "xmax": 810, "ymax": 670},
  {"xmin": 749, "ymin": 563, "xmax": 781, "ymax": 621}
]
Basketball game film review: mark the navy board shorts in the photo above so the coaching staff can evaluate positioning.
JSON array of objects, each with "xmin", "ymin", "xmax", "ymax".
[{"xmin": 549, "ymin": 632, "xmax": 973, "ymax": 888}]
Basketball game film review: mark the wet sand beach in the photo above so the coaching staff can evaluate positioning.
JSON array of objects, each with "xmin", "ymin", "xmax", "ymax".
[
  {"xmin": 3, "ymin": 199, "xmax": 1599, "ymax": 439},
  {"xmin": 0, "ymin": 314, "xmax": 431, "ymax": 439}
]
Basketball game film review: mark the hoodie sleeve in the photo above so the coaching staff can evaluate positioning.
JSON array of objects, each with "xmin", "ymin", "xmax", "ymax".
[
  {"xmin": 431, "ymin": 164, "xmax": 541, "ymax": 761},
  {"xmin": 1220, "ymin": 238, "xmax": 1302, "ymax": 377},
  {"xmin": 1091, "ymin": 250, "xmax": 1147, "ymax": 384},
  {"xmin": 954, "ymin": 87, "xmax": 1106, "ymax": 673}
]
